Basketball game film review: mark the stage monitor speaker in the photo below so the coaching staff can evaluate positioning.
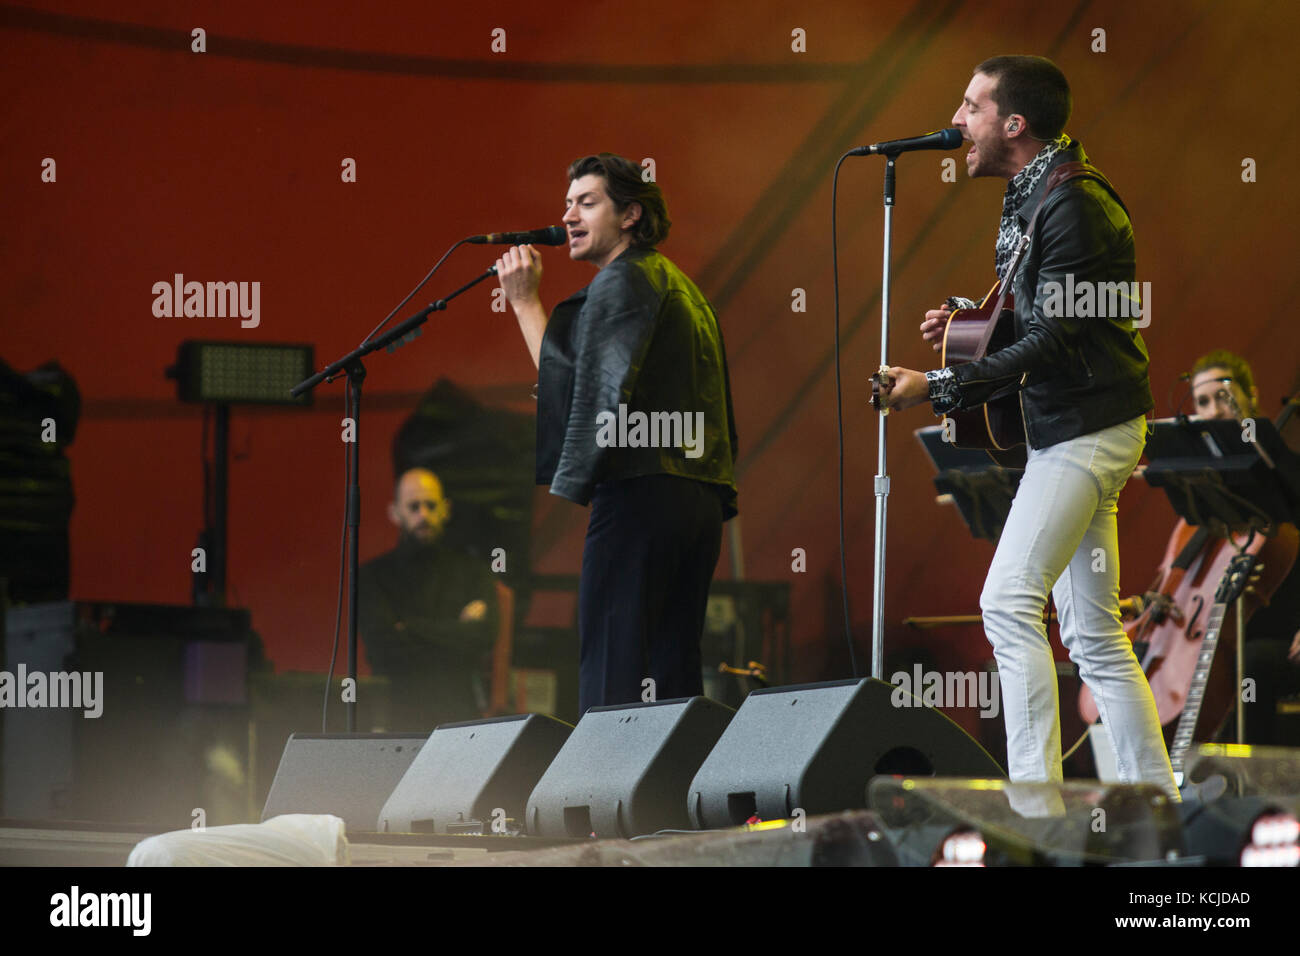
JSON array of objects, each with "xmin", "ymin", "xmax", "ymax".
[
  {"xmin": 867, "ymin": 776, "xmax": 1184, "ymax": 866},
  {"xmin": 377, "ymin": 713, "xmax": 572, "ymax": 834},
  {"xmin": 526, "ymin": 696, "xmax": 734, "ymax": 839},
  {"xmin": 1186, "ymin": 743, "xmax": 1300, "ymax": 800},
  {"xmin": 262, "ymin": 733, "xmax": 426, "ymax": 833},
  {"xmin": 688, "ymin": 678, "xmax": 1005, "ymax": 829}
]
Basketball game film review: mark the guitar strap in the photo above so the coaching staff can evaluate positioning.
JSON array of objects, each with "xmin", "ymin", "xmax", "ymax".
[
  {"xmin": 989, "ymin": 160, "xmax": 1127, "ymax": 321},
  {"xmin": 967, "ymin": 161, "xmax": 1128, "ymax": 412},
  {"xmin": 972, "ymin": 161, "xmax": 1130, "ymax": 406}
]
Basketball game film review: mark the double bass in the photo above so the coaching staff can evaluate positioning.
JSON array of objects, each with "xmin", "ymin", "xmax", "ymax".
[{"xmin": 1078, "ymin": 519, "xmax": 1298, "ymax": 750}]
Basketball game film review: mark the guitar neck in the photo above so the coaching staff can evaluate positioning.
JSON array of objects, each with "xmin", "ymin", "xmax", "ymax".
[{"xmin": 1168, "ymin": 601, "xmax": 1229, "ymax": 775}]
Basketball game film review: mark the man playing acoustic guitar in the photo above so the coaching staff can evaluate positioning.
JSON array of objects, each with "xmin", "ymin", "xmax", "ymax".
[{"xmin": 877, "ymin": 56, "xmax": 1178, "ymax": 797}]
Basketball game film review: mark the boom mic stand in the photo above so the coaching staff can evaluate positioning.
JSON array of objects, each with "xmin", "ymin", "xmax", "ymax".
[
  {"xmin": 291, "ymin": 265, "xmax": 500, "ymax": 731},
  {"xmin": 869, "ymin": 155, "xmax": 899, "ymax": 680},
  {"xmin": 849, "ymin": 128, "xmax": 963, "ymax": 677}
]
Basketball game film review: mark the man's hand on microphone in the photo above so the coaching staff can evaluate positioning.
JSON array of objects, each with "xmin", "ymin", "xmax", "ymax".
[
  {"xmin": 496, "ymin": 244, "xmax": 543, "ymax": 307},
  {"xmin": 920, "ymin": 302, "xmax": 951, "ymax": 352},
  {"xmin": 496, "ymin": 244, "xmax": 548, "ymax": 370}
]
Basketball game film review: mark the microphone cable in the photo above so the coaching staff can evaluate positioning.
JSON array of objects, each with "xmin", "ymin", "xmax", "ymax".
[
  {"xmin": 359, "ymin": 238, "xmax": 470, "ymax": 346},
  {"xmin": 831, "ymin": 151, "xmax": 860, "ymax": 678}
]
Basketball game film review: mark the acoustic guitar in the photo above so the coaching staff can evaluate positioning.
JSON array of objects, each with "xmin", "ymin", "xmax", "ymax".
[
  {"xmin": 938, "ymin": 282, "xmax": 1027, "ymax": 467},
  {"xmin": 870, "ymin": 279, "xmax": 1027, "ymax": 467}
]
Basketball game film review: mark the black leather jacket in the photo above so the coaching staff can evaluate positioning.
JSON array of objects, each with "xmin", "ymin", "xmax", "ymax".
[
  {"xmin": 536, "ymin": 246, "xmax": 739, "ymax": 518},
  {"xmin": 949, "ymin": 142, "xmax": 1154, "ymax": 449}
]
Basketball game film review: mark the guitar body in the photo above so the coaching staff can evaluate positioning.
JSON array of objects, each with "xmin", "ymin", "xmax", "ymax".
[{"xmin": 941, "ymin": 281, "xmax": 1027, "ymax": 467}]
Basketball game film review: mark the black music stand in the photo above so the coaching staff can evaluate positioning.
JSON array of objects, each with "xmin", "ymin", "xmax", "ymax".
[
  {"xmin": 914, "ymin": 425, "xmax": 1023, "ymax": 543},
  {"xmin": 1143, "ymin": 417, "xmax": 1300, "ymax": 537}
]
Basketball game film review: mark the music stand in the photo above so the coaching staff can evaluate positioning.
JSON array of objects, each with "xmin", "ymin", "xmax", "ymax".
[
  {"xmin": 1143, "ymin": 417, "xmax": 1300, "ymax": 537},
  {"xmin": 914, "ymin": 426, "xmax": 1024, "ymax": 543}
]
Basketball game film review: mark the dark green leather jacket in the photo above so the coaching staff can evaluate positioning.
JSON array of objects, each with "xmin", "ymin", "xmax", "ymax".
[{"xmin": 536, "ymin": 246, "xmax": 739, "ymax": 519}]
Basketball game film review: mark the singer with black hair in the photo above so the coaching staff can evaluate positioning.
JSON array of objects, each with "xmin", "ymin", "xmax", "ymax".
[
  {"xmin": 877, "ymin": 55, "xmax": 1179, "ymax": 797},
  {"xmin": 495, "ymin": 152, "xmax": 739, "ymax": 715}
]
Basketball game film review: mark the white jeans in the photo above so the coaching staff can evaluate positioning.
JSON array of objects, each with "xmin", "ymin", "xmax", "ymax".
[{"xmin": 981, "ymin": 414, "xmax": 1179, "ymax": 798}]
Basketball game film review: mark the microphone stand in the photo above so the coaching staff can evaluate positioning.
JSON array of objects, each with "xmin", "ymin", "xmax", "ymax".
[
  {"xmin": 291, "ymin": 265, "xmax": 499, "ymax": 731},
  {"xmin": 870, "ymin": 155, "xmax": 899, "ymax": 680},
  {"xmin": 1223, "ymin": 386, "xmax": 1272, "ymax": 745}
]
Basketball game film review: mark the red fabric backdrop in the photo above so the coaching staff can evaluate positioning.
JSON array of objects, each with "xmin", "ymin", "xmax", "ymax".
[{"xmin": 4, "ymin": 1, "xmax": 1297, "ymax": 702}]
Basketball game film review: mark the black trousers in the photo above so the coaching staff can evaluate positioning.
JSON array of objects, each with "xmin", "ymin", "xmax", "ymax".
[{"xmin": 578, "ymin": 474, "xmax": 724, "ymax": 715}]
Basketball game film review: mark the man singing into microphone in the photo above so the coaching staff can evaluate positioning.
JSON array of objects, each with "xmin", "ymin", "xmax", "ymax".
[
  {"xmin": 495, "ymin": 153, "xmax": 739, "ymax": 715},
  {"xmin": 878, "ymin": 57, "xmax": 1178, "ymax": 796}
]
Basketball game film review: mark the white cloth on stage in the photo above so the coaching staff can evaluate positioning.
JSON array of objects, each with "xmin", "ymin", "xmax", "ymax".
[{"xmin": 126, "ymin": 813, "xmax": 349, "ymax": 867}]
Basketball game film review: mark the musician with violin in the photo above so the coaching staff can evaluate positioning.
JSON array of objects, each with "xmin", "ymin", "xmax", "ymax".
[
  {"xmin": 1108, "ymin": 351, "xmax": 1300, "ymax": 749},
  {"xmin": 875, "ymin": 55, "xmax": 1179, "ymax": 796}
]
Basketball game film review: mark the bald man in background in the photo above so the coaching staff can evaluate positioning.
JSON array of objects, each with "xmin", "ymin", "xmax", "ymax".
[{"xmin": 358, "ymin": 467, "xmax": 499, "ymax": 730}]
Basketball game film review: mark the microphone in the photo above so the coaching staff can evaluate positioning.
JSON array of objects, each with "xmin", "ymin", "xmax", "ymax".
[
  {"xmin": 851, "ymin": 127, "xmax": 964, "ymax": 156},
  {"xmin": 467, "ymin": 226, "xmax": 567, "ymax": 246}
]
